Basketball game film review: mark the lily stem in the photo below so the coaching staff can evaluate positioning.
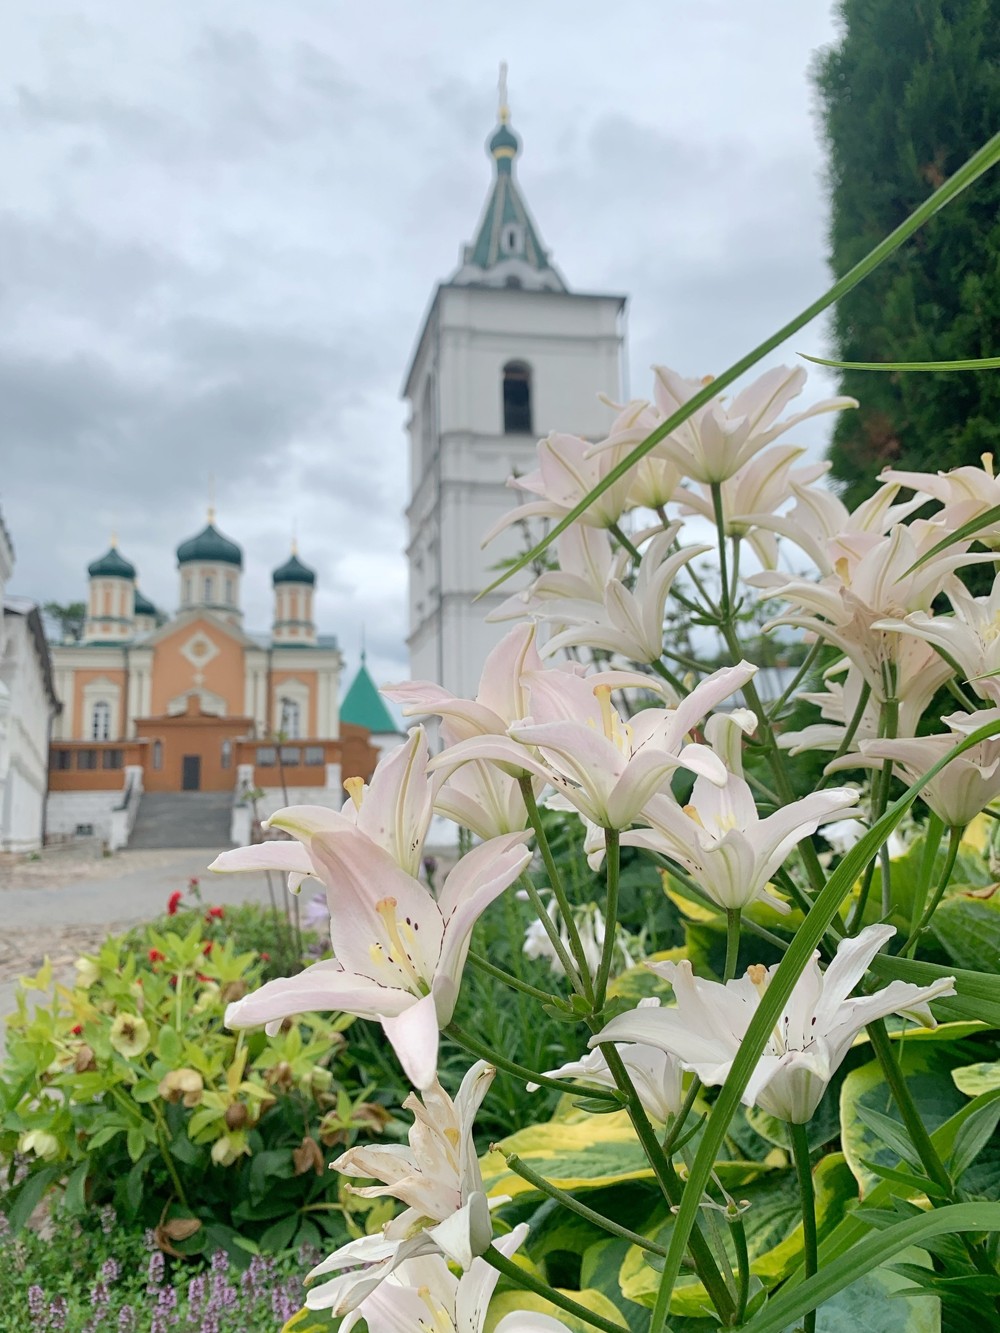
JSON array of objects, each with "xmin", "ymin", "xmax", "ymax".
[
  {"xmin": 445, "ymin": 1022, "xmax": 622, "ymax": 1104},
  {"xmin": 866, "ymin": 1018, "xmax": 953, "ymax": 1196},
  {"xmin": 594, "ymin": 828, "xmax": 620, "ymax": 1011},
  {"xmin": 599, "ymin": 1045, "xmax": 736, "ymax": 1326},
  {"xmin": 729, "ymin": 1209, "xmax": 752, "ymax": 1327},
  {"xmin": 661, "ymin": 1077, "xmax": 702, "ymax": 1157},
  {"xmin": 520, "ymin": 777, "xmax": 596, "ymax": 1003},
  {"xmin": 500, "ymin": 1150, "xmax": 668, "ymax": 1257},
  {"xmin": 901, "ymin": 824, "xmax": 962, "ymax": 958},
  {"xmin": 724, "ymin": 909, "xmax": 741, "ymax": 983},
  {"xmin": 789, "ymin": 1120, "xmax": 817, "ymax": 1333},
  {"xmin": 483, "ymin": 1245, "xmax": 629, "ymax": 1333},
  {"xmin": 516, "ymin": 870, "xmax": 585, "ymax": 997},
  {"xmin": 467, "ymin": 950, "xmax": 556, "ymax": 1003}
]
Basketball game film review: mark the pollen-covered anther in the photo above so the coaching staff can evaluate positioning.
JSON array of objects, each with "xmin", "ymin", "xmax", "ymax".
[
  {"xmin": 374, "ymin": 896, "xmax": 424, "ymax": 992},
  {"xmin": 343, "ymin": 775, "xmax": 365, "ymax": 811}
]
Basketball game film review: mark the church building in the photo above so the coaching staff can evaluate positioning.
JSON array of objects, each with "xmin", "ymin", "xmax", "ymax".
[
  {"xmin": 404, "ymin": 72, "xmax": 627, "ymax": 698},
  {"xmin": 47, "ymin": 513, "xmax": 379, "ymax": 845}
]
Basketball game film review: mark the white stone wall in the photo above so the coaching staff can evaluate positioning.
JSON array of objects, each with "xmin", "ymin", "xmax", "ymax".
[
  {"xmin": 46, "ymin": 790, "xmax": 122, "ymax": 844},
  {"xmin": 0, "ymin": 614, "xmax": 55, "ymax": 853},
  {"xmin": 406, "ymin": 284, "xmax": 624, "ymax": 698}
]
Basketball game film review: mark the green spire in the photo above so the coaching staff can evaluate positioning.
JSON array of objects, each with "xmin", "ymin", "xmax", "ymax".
[
  {"xmin": 341, "ymin": 654, "xmax": 399, "ymax": 735},
  {"xmin": 452, "ymin": 65, "xmax": 566, "ymax": 292}
]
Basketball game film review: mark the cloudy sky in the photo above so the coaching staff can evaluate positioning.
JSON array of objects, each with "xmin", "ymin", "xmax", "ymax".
[{"xmin": 0, "ymin": 0, "xmax": 844, "ymax": 687}]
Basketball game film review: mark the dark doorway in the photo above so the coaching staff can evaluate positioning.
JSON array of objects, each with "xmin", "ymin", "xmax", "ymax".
[{"xmin": 181, "ymin": 755, "xmax": 201, "ymax": 791}]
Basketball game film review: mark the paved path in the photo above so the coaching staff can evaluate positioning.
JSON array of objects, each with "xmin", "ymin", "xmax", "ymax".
[{"xmin": 0, "ymin": 845, "xmax": 282, "ymax": 1055}]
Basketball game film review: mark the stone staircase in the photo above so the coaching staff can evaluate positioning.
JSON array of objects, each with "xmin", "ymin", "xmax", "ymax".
[{"xmin": 127, "ymin": 792, "xmax": 233, "ymax": 850}]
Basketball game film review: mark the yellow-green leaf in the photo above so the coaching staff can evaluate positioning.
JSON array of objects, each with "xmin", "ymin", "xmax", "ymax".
[
  {"xmin": 953, "ymin": 1061, "xmax": 1000, "ymax": 1097},
  {"xmin": 485, "ymin": 1287, "xmax": 625, "ymax": 1333}
]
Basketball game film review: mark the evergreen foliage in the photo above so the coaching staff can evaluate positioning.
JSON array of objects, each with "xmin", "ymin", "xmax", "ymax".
[{"xmin": 815, "ymin": 0, "xmax": 1000, "ymax": 506}]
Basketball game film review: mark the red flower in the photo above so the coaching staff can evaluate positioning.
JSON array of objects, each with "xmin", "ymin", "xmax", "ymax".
[
  {"xmin": 166, "ymin": 891, "xmax": 183, "ymax": 916},
  {"xmin": 260, "ymin": 953, "xmax": 270, "ymax": 962},
  {"xmin": 188, "ymin": 877, "xmax": 200, "ymax": 889},
  {"xmin": 196, "ymin": 972, "xmax": 211, "ymax": 983},
  {"xmin": 71, "ymin": 1024, "xmax": 83, "ymax": 1036},
  {"xmin": 206, "ymin": 906, "xmax": 224, "ymax": 920},
  {"xmin": 148, "ymin": 948, "xmax": 165, "ymax": 964},
  {"xmin": 202, "ymin": 941, "xmax": 214, "ymax": 956}
]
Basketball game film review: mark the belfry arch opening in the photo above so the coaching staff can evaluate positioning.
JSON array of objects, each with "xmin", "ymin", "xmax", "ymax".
[{"xmin": 502, "ymin": 361, "xmax": 532, "ymax": 434}]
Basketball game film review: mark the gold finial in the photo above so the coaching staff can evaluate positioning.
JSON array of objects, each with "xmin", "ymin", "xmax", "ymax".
[
  {"xmin": 111, "ymin": 531, "xmax": 118, "ymax": 548},
  {"xmin": 291, "ymin": 537, "xmax": 299, "ymax": 555},
  {"xmin": 207, "ymin": 473, "xmax": 216, "ymax": 524},
  {"xmin": 498, "ymin": 60, "xmax": 509, "ymax": 124}
]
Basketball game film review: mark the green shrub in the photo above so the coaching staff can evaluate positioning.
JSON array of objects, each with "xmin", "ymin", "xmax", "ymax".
[{"xmin": 0, "ymin": 912, "xmax": 398, "ymax": 1267}]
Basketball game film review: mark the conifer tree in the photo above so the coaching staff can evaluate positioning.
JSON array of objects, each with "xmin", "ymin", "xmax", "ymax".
[{"xmin": 815, "ymin": 0, "xmax": 1000, "ymax": 506}]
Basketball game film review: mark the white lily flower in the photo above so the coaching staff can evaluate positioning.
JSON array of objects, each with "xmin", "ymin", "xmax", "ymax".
[
  {"xmin": 336, "ymin": 1225, "xmax": 571, "ymax": 1333},
  {"xmin": 874, "ymin": 570, "xmax": 1000, "ymax": 706},
  {"xmin": 626, "ymin": 712, "xmax": 861, "ymax": 912},
  {"xmin": 486, "ymin": 524, "xmax": 617, "ymax": 629},
  {"xmin": 481, "ymin": 427, "xmax": 635, "ymax": 544},
  {"xmin": 643, "ymin": 364, "xmax": 856, "ymax": 486},
  {"xmin": 882, "ymin": 454, "xmax": 1000, "ymax": 547},
  {"xmin": 676, "ymin": 446, "xmax": 829, "ymax": 569},
  {"xmin": 829, "ymin": 708, "xmax": 1000, "ymax": 828},
  {"xmin": 778, "ymin": 643, "xmax": 951, "ymax": 757},
  {"xmin": 591, "ymin": 924, "xmax": 955, "ymax": 1123},
  {"xmin": 431, "ymin": 662, "xmax": 756, "ymax": 830},
  {"xmin": 753, "ymin": 519, "xmax": 992, "ymax": 698},
  {"xmin": 531, "ymin": 999, "xmax": 683, "ymax": 1122},
  {"xmin": 538, "ymin": 525, "xmax": 712, "ymax": 665}
]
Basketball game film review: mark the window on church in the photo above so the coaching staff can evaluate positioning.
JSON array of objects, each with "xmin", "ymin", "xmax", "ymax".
[
  {"xmin": 204, "ymin": 576, "xmax": 213, "ymax": 602},
  {"xmin": 52, "ymin": 749, "xmax": 72, "ymax": 771},
  {"xmin": 503, "ymin": 361, "xmax": 532, "ymax": 434},
  {"xmin": 280, "ymin": 700, "xmax": 301, "ymax": 739},
  {"xmin": 77, "ymin": 750, "xmax": 98, "ymax": 771},
  {"xmin": 184, "ymin": 577, "xmax": 192, "ymax": 604},
  {"xmin": 305, "ymin": 746, "xmax": 324, "ymax": 766},
  {"xmin": 420, "ymin": 376, "xmax": 434, "ymax": 470},
  {"xmin": 152, "ymin": 740, "xmax": 163, "ymax": 770},
  {"xmin": 91, "ymin": 700, "xmax": 111, "ymax": 741},
  {"xmin": 102, "ymin": 749, "xmax": 123, "ymax": 770},
  {"xmin": 225, "ymin": 576, "xmax": 234, "ymax": 603},
  {"xmin": 256, "ymin": 746, "xmax": 276, "ymax": 766},
  {"xmin": 501, "ymin": 223, "xmax": 523, "ymax": 255},
  {"xmin": 280, "ymin": 746, "xmax": 301, "ymax": 766},
  {"xmin": 221, "ymin": 739, "xmax": 232, "ymax": 769}
]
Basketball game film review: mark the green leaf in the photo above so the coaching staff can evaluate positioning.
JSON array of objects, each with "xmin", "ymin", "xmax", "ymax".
[
  {"xmin": 260, "ymin": 1213, "xmax": 300, "ymax": 1254},
  {"xmin": 62, "ymin": 1161, "xmax": 89, "ymax": 1215},
  {"xmin": 484, "ymin": 1287, "xmax": 626, "ymax": 1333},
  {"xmin": 949, "ymin": 1099, "xmax": 1000, "ymax": 1182},
  {"xmin": 931, "ymin": 894, "xmax": 1000, "ymax": 973},
  {"xmin": 840, "ymin": 1051, "xmax": 967, "ymax": 1197},
  {"xmin": 481, "ymin": 1112, "xmax": 654, "ymax": 1198},
  {"xmin": 953, "ymin": 1061, "xmax": 1000, "ymax": 1097},
  {"xmin": 6, "ymin": 1165, "xmax": 60, "ymax": 1233},
  {"xmin": 801, "ymin": 352, "xmax": 1000, "ymax": 372},
  {"xmin": 741, "ymin": 1202, "xmax": 1000, "ymax": 1332},
  {"xmin": 158, "ymin": 1025, "xmax": 182, "ymax": 1064},
  {"xmin": 126, "ymin": 1126, "xmax": 147, "ymax": 1162}
]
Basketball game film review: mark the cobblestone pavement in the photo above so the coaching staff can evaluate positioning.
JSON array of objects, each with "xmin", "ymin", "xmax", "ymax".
[{"xmin": 0, "ymin": 844, "xmax": 279, "ymax": 1051}]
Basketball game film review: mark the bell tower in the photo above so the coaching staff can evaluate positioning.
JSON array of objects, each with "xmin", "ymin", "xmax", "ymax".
[{"xmin": 403, "ymin": 67, "xmax": 627, "ymax": 698}]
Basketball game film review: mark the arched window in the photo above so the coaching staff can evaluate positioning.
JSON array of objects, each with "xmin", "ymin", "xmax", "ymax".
[
  {"xmin": 503, "ymin": 361, "xmax": 532, "ymax": 435},
  {"xmin": 204, "ymin": 576, "xmax": 213, "ymax": 602},
  {"xmin": 152, "ymin": 740, "xmax": 163, "ymax": 771},
  {"xmin": 221, "ymin": 739, "xmax": 232, "ymax": 769},
  {"xmin": 281, "ymin": 699, "xmax": 301, "ymax": 740},
  {"xmin": 183, "ymin": 577, "xmax": 192, "ymax": 604},
  {"xmin": 91, "ymin": 700, "xmax": 111, "ymax": 741},
  {"xmin": 500, "ymin": 222, "xmax": 523, "ymax": 255},
  {"xmin": 225, "ymin": 576, "xmax": 234, "ymax": 603}
]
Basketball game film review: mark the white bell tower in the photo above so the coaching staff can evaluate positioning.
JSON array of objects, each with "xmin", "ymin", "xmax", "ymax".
[{"xmin": 403, "ymin": 69, "xmax": 627, "ymax": 699}]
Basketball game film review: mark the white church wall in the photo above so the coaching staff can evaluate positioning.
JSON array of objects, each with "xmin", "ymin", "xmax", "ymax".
[
  {"xmin": 46, "ymin": 790, "xmax": 121, "ymax": 844},
  {"xmin": 1, "ymin": 614, "xmax": 54, "ymax": 853}
]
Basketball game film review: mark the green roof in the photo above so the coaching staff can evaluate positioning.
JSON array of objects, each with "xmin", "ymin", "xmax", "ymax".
[
  {"xmin": 458, "ymin": 113, "xmax": 565, "ymax": 289},
  {"xmin": 133, "ymin": 589, "xmax": 158, "ymax": 616},
  {"xmin": 176, "ymin": 520, "xmax": 243, "ymax": 569},
  {"xmin": 273, "ymin": 552, "xmax": 316, "ymax": 586},
  {"xmin": 87, "ymin": 546, "xmax": 136, "ymax": 579},
  {"xmin": 341, "ymin": 659, "xmax": 398, "ymax": 734}
]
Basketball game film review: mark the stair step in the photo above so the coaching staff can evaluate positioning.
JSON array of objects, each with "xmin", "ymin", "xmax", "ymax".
[{"xmin": 128, "ymin": 793, "xmax": 233, "ymax": 849}]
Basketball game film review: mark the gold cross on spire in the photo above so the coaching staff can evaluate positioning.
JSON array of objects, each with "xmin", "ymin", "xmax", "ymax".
[{"xmin": 498, "ymin": 60, "xmax": 509, "ymax": 124}]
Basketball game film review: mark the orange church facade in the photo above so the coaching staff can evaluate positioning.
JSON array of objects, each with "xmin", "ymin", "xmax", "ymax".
[{"xmin": 47, "ymin": 516, "xmax": 380, "ymax": 840}]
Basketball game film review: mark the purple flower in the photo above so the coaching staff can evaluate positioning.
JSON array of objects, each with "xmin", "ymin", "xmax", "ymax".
[
  {"xmin": 101, "ymin": 1258, "xmax": 121, "ymax": 1285},
  {"xmin": 99, "ymin": 1204, "xmax": 117, "ymax": 1236},
  {"xmin": 117, "ymin": 1308, "xmax": 135, "ymax": 1332},
  {"xmin": 143, "ymin": 1228, "xmax": 158, "ymax": 1251},
  {"xmin": 48, "ymin": 1298, "xmax": 68, "ymax": 1331},
  {"xmin": 28, "ymin": 1285, "xmax": 45, "ymax": 1326},
  {"xmin": 147, "ymin": 1250, "xmax": 165, "ymax": 1291}
]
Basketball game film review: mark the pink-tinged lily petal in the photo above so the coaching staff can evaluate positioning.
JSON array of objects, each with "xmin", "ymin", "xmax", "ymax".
[
  {"xmin": 381, "ymin": 992, "xmax": 442, "ymax": 1091},
  {"xmin": 351, "ymin": 728, "xmax": 434, "ymax": 877},
  {"xmin": 426, "ymin": 1191, "xmax": 493, "ymax": 1270},
  {"xmin": 209, "ymin": 841, "xmax": 315, "ymax": 878},
  {"xmin": 266, "ymin": 804, "xmax": 355, "ymax": 840},
  {"xmin": 305, "ymin": 1232, "xmax": 438, "ymax": 1314},
  {"xmin": 224, "ymin": 959, "xmax": 415, "ymax": 1030}
]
